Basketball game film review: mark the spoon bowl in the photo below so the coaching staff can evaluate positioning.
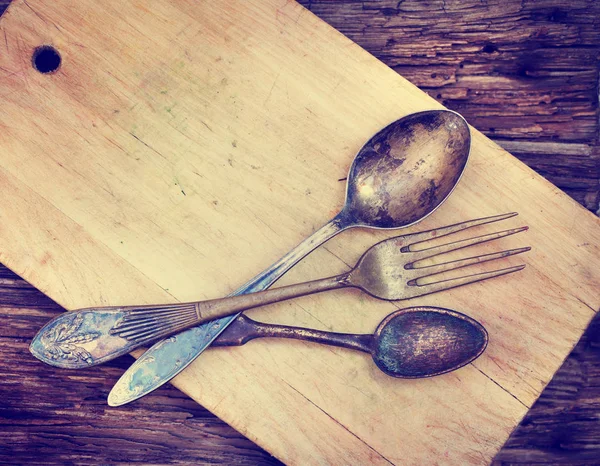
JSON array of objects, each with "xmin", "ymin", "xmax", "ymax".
[
  {"xmin": 341, "ymin": 110, "xmax": 470, "ymax": 228},
  {"xmin": 372, "ymin": 307, "xmax": 488, "ymax": 377}
]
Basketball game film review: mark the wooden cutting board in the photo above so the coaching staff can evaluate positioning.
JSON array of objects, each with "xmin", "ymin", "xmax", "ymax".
[{"xmin": 0, "ymin": 0, "xmax": 598, "ymax": 464}]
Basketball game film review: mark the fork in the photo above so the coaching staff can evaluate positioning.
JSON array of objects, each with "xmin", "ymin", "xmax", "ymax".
[{"xmin": 30, "ymin": 212, "xmax": 529, "ymax": 369}]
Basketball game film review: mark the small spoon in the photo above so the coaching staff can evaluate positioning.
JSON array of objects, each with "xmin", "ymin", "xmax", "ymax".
[{"xmin": 213, "ymin": 306, "xmax": 488, "ymax": 378}]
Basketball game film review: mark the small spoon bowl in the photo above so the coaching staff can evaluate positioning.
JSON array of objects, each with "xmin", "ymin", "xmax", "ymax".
[{"xmin": 372, "ymin": 307, "xmax": 488, "ymax": 377}]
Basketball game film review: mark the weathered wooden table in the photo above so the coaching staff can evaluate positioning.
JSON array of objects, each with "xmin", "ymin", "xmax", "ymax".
[{"xmin": 1, "ymin": 0, "xmax": 598, "ymax": 464}]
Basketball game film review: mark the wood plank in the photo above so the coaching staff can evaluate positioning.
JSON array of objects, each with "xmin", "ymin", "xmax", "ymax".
[
  {"xmin": 0, "ymin": 0, "xmax": 598, "ymax": 464},
  {"xmin": 495, "ymin": 313, "xmax": 600, "ymax": 464}
]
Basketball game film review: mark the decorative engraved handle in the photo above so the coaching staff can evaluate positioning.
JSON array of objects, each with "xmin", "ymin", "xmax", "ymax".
[{"xmin": 30, "ymin": 303, "xmax": 199, "ymax": 368}]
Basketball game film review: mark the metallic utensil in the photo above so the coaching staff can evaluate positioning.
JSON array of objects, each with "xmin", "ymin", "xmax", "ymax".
[
  {"xmin": 34, "ymin": 110, "xmax": 470, "ymax": 403},
  {"xmin": 211, "ymin": 306, "xmax": 488, "ymax": 378},
  {"xmin": 31, "ymin": 110, "xmax": 469, "ymax": 368},
  {"xmin": 30, "ymin": 212, "xmax": 528, "ymax": 370}
]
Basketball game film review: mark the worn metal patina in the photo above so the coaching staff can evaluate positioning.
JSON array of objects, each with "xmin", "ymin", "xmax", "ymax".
[{"xmin": 371, "ymin": 307, "xmax": 488, "ymax": 378}]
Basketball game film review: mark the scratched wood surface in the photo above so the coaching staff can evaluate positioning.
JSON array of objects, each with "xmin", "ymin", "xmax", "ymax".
[{"xmin": 0, "ymin": 0, "xmax": 598, "ymax": 465}]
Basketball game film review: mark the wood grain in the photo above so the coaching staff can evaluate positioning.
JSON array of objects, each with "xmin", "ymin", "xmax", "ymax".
[{"xmin": 0, "ymin": 0, "xmax": 596, "ymax": 466}]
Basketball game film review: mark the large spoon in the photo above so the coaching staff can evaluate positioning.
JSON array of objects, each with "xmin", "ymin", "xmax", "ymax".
[
  {"xmin": 37, "ymin": 109, "xmax": 469, "ymax": 404},
  {"xmin": 212, "ymin": 307, "xmax": 488, "ymax": 378}
]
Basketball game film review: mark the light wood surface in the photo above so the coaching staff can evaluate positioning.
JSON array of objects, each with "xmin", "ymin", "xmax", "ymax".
[{"xmin": 0, "ymin": 0, "xmax": 598, "ymax": 464}]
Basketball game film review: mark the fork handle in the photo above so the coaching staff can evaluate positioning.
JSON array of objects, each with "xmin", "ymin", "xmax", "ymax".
[
  {"xmin": 110, "ymin": 273, "xmax": 350, "ymax": 339},
  {"xmin": 30, "ymin": 273, "xmax": 350, "ymax": 368}
]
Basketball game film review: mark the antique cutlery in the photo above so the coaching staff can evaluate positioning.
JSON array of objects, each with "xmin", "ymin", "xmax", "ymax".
[
  {"xmin": 177, "ymin": 306, "xmax": 488, "ymax": 379},
  {"xmin": 30, "ymin": 110, "xmax": 470, "ymax": 382},
  {"xmin": 104, "ymin": 110, "xmax": 472, "ymax": 405},
  {"xmin": 31, "ymin": 212, "xmax": 528, "ymax": 371}
]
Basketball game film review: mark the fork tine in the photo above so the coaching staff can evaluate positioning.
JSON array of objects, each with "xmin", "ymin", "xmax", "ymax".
[
  {"xmin": 403, "ymin": 226, "xmax": 528, "ymax": 262},
  {"xmin": 407, "ymin": 247, "xmax": 531, "ymax": 277},
  {"xmin": 401, "ymin": 212, "xmax": 518, "ymax": 247},
  {"xmin": 405, "ymin": 264, "xmax": 526, "ymax": 297}
]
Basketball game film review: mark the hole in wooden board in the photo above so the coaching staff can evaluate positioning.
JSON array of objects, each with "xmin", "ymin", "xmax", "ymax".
[
  {"xmin": 481, "ymin": 43, "xmax": 497, "ymax": 54},
  {"xmin": 32, "ymin": 45, "xmax": 61, "ymax": 74}
]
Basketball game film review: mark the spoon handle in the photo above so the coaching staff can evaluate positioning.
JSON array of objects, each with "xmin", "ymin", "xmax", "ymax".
[
  {"xmin": 212, "ymin": 314, "xmax": 373, "ymax": 353},
  {"xmin": 234, "ymin": 217, "xmax": 346, "ymax": 294}
]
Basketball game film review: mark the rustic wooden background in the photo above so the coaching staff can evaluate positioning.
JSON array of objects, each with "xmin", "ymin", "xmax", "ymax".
[{"xmin": 1, "ymin": 0, "xmax": 598, "ymax": 464}]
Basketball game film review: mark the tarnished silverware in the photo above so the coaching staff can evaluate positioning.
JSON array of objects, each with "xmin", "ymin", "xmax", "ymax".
[
  {"xmin": 102, "ymin": 110, "xmax": 472, "ymax": 406},
  {"xmin": 210, "ymin": 306, "xmax": 489, "ymax": 378},
  {"xmin": 30, "ymin": 110, "xmax": 470, "ymax": 377},
  {"xmin": 30, "ymin": 212, "xmax": 528, "ymax": 370}
]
